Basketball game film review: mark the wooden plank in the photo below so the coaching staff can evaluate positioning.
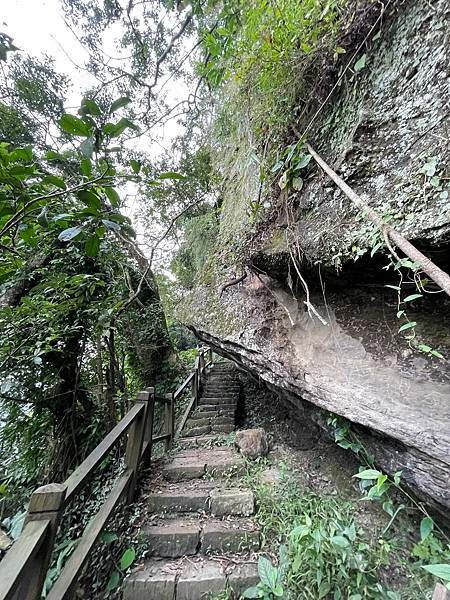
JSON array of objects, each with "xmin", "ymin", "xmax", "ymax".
[
  {"xmin": 173, "ymin": 372, "xmax": 195, "ymax": 400},
  {"xmin": 125, "ymin": 398, "xmax": 148, "ymax": 503},
  {"xmin": 64, "ymin": 403, "xmax": 143, "ymax": 506},
  {"xmin": 0, "ymin": 519, "xmax": 49, "ymax": 600},
  {"xmin": 174, "ymin": 394, "xmax": 196, "ymax": 441},
  {"xmin": 46, "ymin": 470, "xmax": 132, "ymax": 600}
]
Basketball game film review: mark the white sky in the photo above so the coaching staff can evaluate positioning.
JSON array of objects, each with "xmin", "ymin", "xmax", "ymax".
[{"xmin": 2, "ymin": 1, "xmax": 196, "ymax": 267}]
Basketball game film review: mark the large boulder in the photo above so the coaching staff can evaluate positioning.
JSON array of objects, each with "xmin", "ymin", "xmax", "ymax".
[{"xmin": 235, "ymin": 429, "xmax": 269, "ymax": 459}]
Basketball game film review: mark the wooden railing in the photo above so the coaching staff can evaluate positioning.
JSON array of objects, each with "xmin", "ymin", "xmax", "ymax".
[{"xmin": 0, "ymin": 346, "xmax": 214, "ymax": 600}]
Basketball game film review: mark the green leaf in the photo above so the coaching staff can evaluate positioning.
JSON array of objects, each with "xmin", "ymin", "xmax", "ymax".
[
  {"xmin": 331, "ymin": 535, "xmax": 349, "ymax": 548},
  {"xmin": 295, "ymin": 154, "xmax": 312, "ymax": 169},
  {"xmin": 403, "ymin": 293, "xmax": 422, "ymax": 302},
  {"xmin": 11, "ymin": 147, "xmax": 33, "ymax": 162},
  {"xmin": 85, "ymin": 235, "xmax": 100, "ymax": 257},
  {"xmin": 258, "ymin": 556, "xmax": 277, "ymax": 589},
  {"xmin": 354, "ymin": 54, "xmax": 367, "ymax": 72},
  {"xmin": 102, "ymin": 219, "xmax": 121, "ymax": 232},
  {"xmin": 130, "ymin": 159, "xmax": 141, "ymax": 174},
  {"xmin": 385, "ymin": 284, "xmax": 400, "ymax": 291},
  {"xmin": 418, "ymin": 344, "xmax": 432, "ymax": 353},
  {"xmin": 80, "ymin": 158, "xmax": 92, "ymax": 177},
  {"xmin": 79, "ymin": 138, "xmax": 94, "ymax": 159},
  {"xmin": 421, "ymin": 564, "xmax": 450, "ymax": 582},
  {"xmin": 273, "ymin": 584, "xmax": 284, "ymax": 597},
  {"xmin": 43, "ymin": 175, "xmax": 66, "ymax": 189},
  {"xmin": 398, "ymin": 321, "xmax": 416, "ymax": 333},
  {"xmin": 104, "ymin": 187, "xmax": 120, "ymax": 207},
  {"xmin": 430, "ymin": 349, "xmax": 444, "ymax": 359},
  {"xmin": 242, "ymin": 586, "xmax": 263, "ymax": 598},
  {"xmin": 110, "ymin": 96, "xmax": 131, "ymax": 113},
  {"xmin": 81, "ymin": 98, "xmax": 101, "ymax": 116},
  {"xmin": 158, "ymin": 171, "xmax": 186, "ymax": 180},
  {"xmin": 420, "ymin": 517, "xmax": 434, "ymax": 542},
  {"xmin": 78, "ymin": 190, "xmax": 102, "ymax": 211},
  {"xmin": 58, "ymin": 226, "xmax": 83, "ymax": 242},
  {"xmin": 104, "ymin": 118, "xmax": 137, "ymax": 137},
  {"xmin": 120, "ymin": 548, "xmax": 136, "ymax": 571},
  {"xmin": 99, "ymin": 531, "xmax": 118, "ymax": 545},
  {"xmin": 59, "ymin": 114, "xmax": 91, "ymax": 137},
  {"xmin": 353, "ymin": 469, "xmax": 382, "ymax": 480},
  {"xmin": 106, "ymin": 570, "xmax": 120, "ymax": 592}
]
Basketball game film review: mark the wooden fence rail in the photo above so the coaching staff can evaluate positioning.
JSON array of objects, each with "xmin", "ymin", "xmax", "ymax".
[{"xmin": 0, "ymin": 346, "xmax": 214, "ymax": 600}]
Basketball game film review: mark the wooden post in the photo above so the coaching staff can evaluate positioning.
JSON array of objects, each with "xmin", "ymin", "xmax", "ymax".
[
  {"xmin": 124, "ymin": 391, "xmax": 149, "ymax": 503},
  {"xmin": 199, "ymin": 351, "xmax": 205, "ymax": 375},
  {"xmin": 165, "ymin": 393, "xmax": 175, "ymax": 451},
  {"xmin": 208, "ymin": 347, "xmax": 213, "ymax": 365},
  {"xmin": 17, "ymin": 483, "xmax": 67, "ymax": 600},
  {"xmin": 191, "ymin": 369, "xmax": 198, "ymax": 409},
  {"xmin": 142, "ymin": 387, "xmax": 155, "ymax": 467}
]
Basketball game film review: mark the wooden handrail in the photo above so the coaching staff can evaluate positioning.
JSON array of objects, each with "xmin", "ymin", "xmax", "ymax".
[
  {"xmin": 46, "ymin": 471, "xmax": 133, "ymax": 600},
  {"xmin": 0, "ymin": 520, "xmax": 49, "ymax": 600},
  {"xmin": 0, "ymin": 348, "xmax": 214, "ymax": 600},
  {"xmin": 64, "ymin": 402, "xmax": 144, "ymax": 506}
]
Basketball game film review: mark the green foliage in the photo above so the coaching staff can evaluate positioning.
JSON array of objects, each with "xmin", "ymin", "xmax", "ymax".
[
  {"xmin": 198, "ymin": 0, "xmax": 344, "ymax": 139},
  {"xmin": 243, "ymin": 548, "xmax": 288, "ymax": 598},
  {"xmin": 171, "ymin": 210, "xmax": 218, "ymax": 289}
]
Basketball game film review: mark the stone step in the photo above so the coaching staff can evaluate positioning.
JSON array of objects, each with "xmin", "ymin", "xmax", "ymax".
[
  {"xmin": 211, "ymin": 423, "xmax": 234, "ymax": 434},
  {"xmin": 140, "ymin": 519, "xmax": 200, "ymax": 557},
  {"xmin": 163, "ymin": 449, "xmax": 244, "ymax": 481},
  {"xmin": 199, "ymin": 397, "xmax": 237, "ymax": 405},
  {"xmin": 147, "ymin": 487, "xmax": 254, "ymax": 516},
  {"xmin": 182, "ymin": 424, "xmax": 211, "ymax": 437},
  {"xmin": 189, "ymin": 410, "xmax": 219, "ymax": 420},
  {"xmin": 140, "ymin": 517, "xmax": 259, "ymax": 558},
  {"xmin": 123, "ymin": 558, "xmax": 258, "ymax": 600},
  {"xmin": 197, "ymin": 404, "xmax": 236, "ymax": 413}
]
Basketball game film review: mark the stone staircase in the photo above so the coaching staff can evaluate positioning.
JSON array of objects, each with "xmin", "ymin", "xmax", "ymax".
[{"xmin": 123, "ymin": 361, "xmax": 260, "ymax": 600}]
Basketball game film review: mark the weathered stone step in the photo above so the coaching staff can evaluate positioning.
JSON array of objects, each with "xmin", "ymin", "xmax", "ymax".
[
  {"xmin": 147, "ymin": 487, "xmax": 254, "ymax": 516},
  {"xmin": 140, "ymin": 517, "xmax": 260, "ymax": 558},
  {"xmin": 123, "ymin": 558, "xmax": 258, "ymax": 600},
  {"xmin": 189, "ymin": 410, "xmax": 219, "ymax": 420},
  {"xmin": 199, "ymin": 397, "xmax": 237, "ymax": 405},
  {"xmin": 182, "ymin": 424, "xmax": 211, "ymax": 437},
  {"xmin": 195, "ymin": 403, "xmax": 236, "ymax": 414},
  {"xmin": 211, "ymin": 423, "xmax": 234, "ymax": 434},
  {"xmin": 163, "ymin": 449, "xmax": 244, "ymax": 481}
]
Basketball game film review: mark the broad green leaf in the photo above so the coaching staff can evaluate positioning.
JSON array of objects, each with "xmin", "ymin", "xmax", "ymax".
[
  {"xmin": 130, "ymin": 159, "xmax": 141, "ymax": 174},
  {"xmin": 85, "ymin": 235, "xmax": 100, "ymax": 257},
  {"xmin": 79, "ymin": 138, "xmax": 94, "ymax": 159},
  {"xmin": 110, "ymin": 96, "xmax": 131, "ymax": 113},
  {"xmin": 292, "ymin": 177, "xmax": 303, "ymax": 191},
  {"xmin": 103, "ymin": 118, "xmax": 137, "ymax": 137},
  {"xmin": 120, "ymin": 547, "xmax": 135, "ymax": 570},
  {"xmin": 81, "ymin": 98, "xmax": 101, "ymax": 116},
  {"xmin": 420, "ymin": 517, "xmax": 434, "ymax": 541},
  {"xmin": 43, "ymin": 175, "xmax": 66, "ymax": 189},
  {"xmin": 273, "ymin": 584, "xmax": 284, "ymax": 597},
  {"xmin": 78, "ymin": 190, "xmax": 102, "ymax": 211},
  {"xmin": 242, "ymin": 586, "xmax": 263, "ymax": 598},
  {"xmin": 102, "ymin": 219, "xmax": 121, "ymax": 232},
  {"xmin": 11, "ymin": 147, "xmax": 33, "ymax": 162},
  {"xmin": 99, "ymin": 531, "xmax": 118, "ymax": 545},
  {"xmin": 331, "ymin": 535, "xmax": 349, "ymax": 548},
  {"xmin": 58, "ymin": 226, "xmax": 83, "ymax": 242},
  {"xmin": 158, "ymin": 171, "xmax": 186, "ymax": 180},
  {"xmin": 354, "ymin": 54, "xmax": 366, "ymax": 72},
  {"xmin": 353, "ymin": 469, "xmax": 381, "ymax": 480},
  {"xmin": 106, "ymin": 570, "xmax": 120, "ymax": 592},
  {"xmin": 403, "ymin": 293, "xmax": 422, "ymax": 302},
  {"xmin": 59, "ymin": 114, "xmax": 91, "ymax": 137},
  {"xmin": 80, "ymin": 158, "xmax": 92, "ymax": 177},
  {"xmin": 295, "ymin": 154, "xmax": 312, "ymax": 169},
  {"xmin": 258, "ymin": 556, "xmax": 277, "ymax": 589},
  {"xmin": 421, "ymin": 564, "xmax": 450, "ymax": 582},
  {"xmin": 104, "ymin": 187, "xmax": 120, "ymax": 207},
  {"xmin": 418, "ymin": 344, "xmax": 432, "ymax": 353},
  {"xmin": 398, "ymin": 321, "xmax": 416, "ymax": 333}
]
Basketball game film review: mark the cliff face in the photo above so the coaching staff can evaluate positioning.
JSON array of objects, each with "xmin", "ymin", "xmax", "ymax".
[{"xmin": 180, "ymin": 0, "xmax": 450, "ymax": 515}]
